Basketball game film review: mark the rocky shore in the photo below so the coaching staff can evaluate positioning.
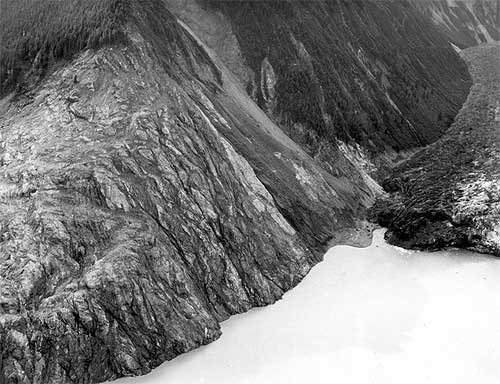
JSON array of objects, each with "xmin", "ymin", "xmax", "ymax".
[{"xmin": 373, "ymin": 42, "xmax": 500, "ymax": 256}]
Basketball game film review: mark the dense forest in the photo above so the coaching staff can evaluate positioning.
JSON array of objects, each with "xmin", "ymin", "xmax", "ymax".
[{"xmin": 0, "ymin": 0, "xmax": 128, "ymax": 96}]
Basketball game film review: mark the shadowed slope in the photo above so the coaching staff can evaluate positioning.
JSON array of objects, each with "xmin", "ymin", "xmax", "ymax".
[{"xmin": 202, "ymin": 0, "xmax": 471, "ymax": 177}]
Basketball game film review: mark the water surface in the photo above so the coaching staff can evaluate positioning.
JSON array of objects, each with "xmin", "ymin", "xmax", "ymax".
[{"xmin": 116, "ymin": 230, "xmax": 500, "ymax": 384}]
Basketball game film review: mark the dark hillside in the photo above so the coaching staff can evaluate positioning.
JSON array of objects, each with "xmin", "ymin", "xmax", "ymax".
[
  {"xmin": 0, "ymin": 0, "xmax": 226, "ymax": 97},
  {"xmin": 207, "ymin": 0, "xmax": 472, "ymax": 170},
  {"xmin": 0, "ymin": 0, "xmax": 129, "ymax": 95}
]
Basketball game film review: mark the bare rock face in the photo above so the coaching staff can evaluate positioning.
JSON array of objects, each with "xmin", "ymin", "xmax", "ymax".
[
  {"xmin": 260, "ymin": 57, "xmax": 277, "ymax": 112},
  {"xmin": 373, "ymin": 42, "xmax": 500, "ymax": 256}
]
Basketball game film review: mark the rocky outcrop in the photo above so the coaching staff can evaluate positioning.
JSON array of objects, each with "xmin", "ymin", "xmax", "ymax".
[{"xmin": 373, "ymin": 42, "xmax": 500, "ymax": 255}]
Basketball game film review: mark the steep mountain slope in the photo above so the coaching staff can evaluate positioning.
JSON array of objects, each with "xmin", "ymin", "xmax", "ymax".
[
  {"xmin": 0, "ymin": 1, "xmax": 476, "ymax": 383},
  {"xmin": 413, "ymin": 0, "xmax": 500, "ymax": 47},
  {"xmin": 0, "ymin": 2, "xmax": 367, "ymax": 383},
  {"xmin": 373, "ymin": 42, "xmax": 500, "ymax": 255},
  {"xmin": 170, "ymin": 0, "xmax": 472, "ymax": 179}
]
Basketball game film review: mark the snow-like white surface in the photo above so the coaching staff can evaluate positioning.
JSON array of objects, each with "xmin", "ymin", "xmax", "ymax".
[{"xmin": 115, "ymin": 230, "xmax": 500, "ymax": 384}]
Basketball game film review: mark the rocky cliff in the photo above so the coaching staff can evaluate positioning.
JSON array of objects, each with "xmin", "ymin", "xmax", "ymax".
[{"xmin": 0, "ymin": 0, "xmax": 476, "ymax": 383}]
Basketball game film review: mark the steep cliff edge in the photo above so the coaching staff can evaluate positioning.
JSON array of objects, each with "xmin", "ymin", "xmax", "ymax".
[
  {"xmin": 373, "ymin": 42, "xmax": 500, "ymax": 255},
  {"xmin": 0, "ymin": 0, "xmax": 475, "ymax": 383}
]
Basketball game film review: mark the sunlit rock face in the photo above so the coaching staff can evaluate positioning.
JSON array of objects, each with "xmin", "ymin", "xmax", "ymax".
[
  {"xmin": 0, "ymin": 1, "xmax": 480, "ymax": 383},
  {"xmin": 412, "ymin": 0, "xmax": 500, "ymax": 47}
]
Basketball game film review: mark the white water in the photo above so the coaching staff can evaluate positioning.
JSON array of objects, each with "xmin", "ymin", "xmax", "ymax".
[{"xmin": 116, "ymin": 230, "xmax": 500, "ymax": 384}]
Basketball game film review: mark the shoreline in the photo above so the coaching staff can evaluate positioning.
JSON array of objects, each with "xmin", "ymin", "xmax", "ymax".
[
  {"xmin": 113, "ymin": 228, "xmax": 500, "ymax": 384},
  {"xmin": 326, "ymin": 221, "xmax": 379, "ymax": 250}
]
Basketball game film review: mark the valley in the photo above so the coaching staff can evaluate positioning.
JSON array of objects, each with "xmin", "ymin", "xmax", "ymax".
[{"xmin": 374, "ymin": 42, "xmax": 500, "ymax": 255}]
